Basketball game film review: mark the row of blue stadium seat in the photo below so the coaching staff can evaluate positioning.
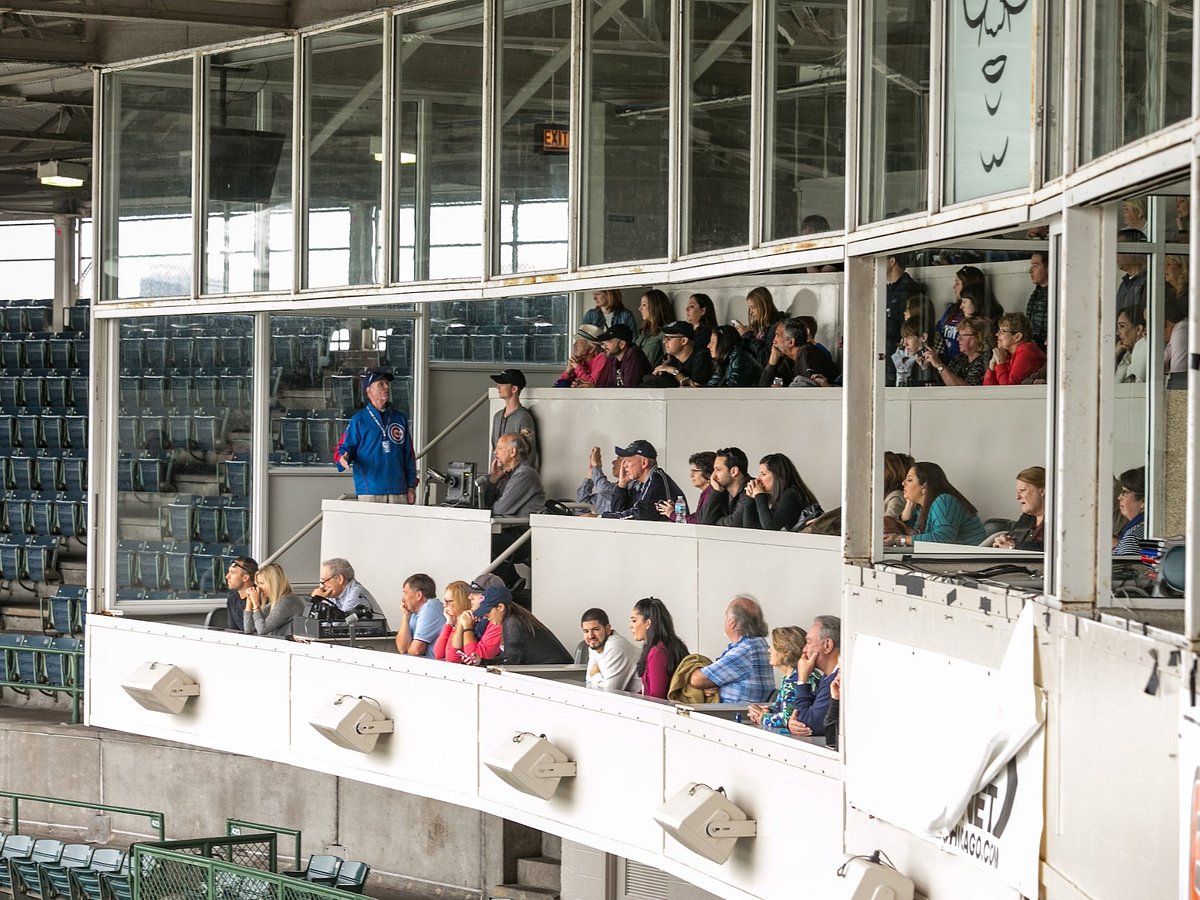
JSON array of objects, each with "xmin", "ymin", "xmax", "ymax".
[
  {"xmin": 0, "ymin": 535, "xmax": 61, "ymax": 583},
  {"xmin": 122, "ymin": 335, "xmax": 254, "ymax": 370},
  {"xmin": 0, "ymin": 455, "xmax": 86, "ymax": 492},
  {"xmin": 118, "ymin": 409, "xmax": 228, "ymax": 453},
  {"xmin": 431, "ymin": 332, "xmax": 565, "ymax": 364},
  {"xmin": 5, "ymin": 491, "xmax": 86, "ymax": 538},
  {"xmin": 115, "ymin": 540, "xmax": 249, "ymax": 592},
  {"xmin": 161, "ymin": 498, "xmax": 249, "ymax": 544},
  {"xmin": 117, "ymin": 453, "xmax": 173, "ymax": 492},
  {"xmin": 0, "ymin": 306, "xmax": 50, "ymax": 333},
  {"xmin": 0, "ymin": 413, "xmax": 87, "ymax": 450},
  {"xmin": 429, "ymin": 296, "xmax": 567, "ymax": 325},
  {"xmin": 41, "ymin": 585, "xmax": 85, "ymax": 635},
  {"xmin": 119, "ymin": 374, "xmax": 250, "ymax": 410},
  {"xmin": 0, "ymin": 633, "xmax": 83, "ymax": 691},
  {"xmin": 278, "ymin": 413, "xmax": 347, "ymax": 456},
  {"xmin": 0, "ymin": 337, "xmax": 89, "ymax": 371},
  {"xmin": 0, "ymin": 374, "xmax": 88, "ymax": 410}
]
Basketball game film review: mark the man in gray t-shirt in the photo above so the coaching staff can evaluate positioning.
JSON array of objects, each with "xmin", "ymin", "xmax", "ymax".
[{"xmin": 490, "ymin": 369, "xmax": 539, "ymax": 470}]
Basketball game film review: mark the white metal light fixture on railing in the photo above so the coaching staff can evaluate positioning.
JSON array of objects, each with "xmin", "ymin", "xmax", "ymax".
[
  {"xmin": 653, "ymin": 783, "xmax": 757, "ymax": 864},
  {"xmin": 121, "ymin": 662, "xmax": 200, "ymax": 714},
  {"xmin": 37, "ymin": 160, "xmax": 87, "ymax": 187},
  {"xmin": 484, "ymin": 732, "xmax": 577, "ymax": 800}
]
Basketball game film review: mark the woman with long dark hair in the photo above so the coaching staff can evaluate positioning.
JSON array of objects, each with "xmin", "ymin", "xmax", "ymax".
[
  {"xmin": 629, "ymin": 597, "xmax": 689, "ymax": 700},
  {"xmin": 883, "ymin": 461, "xmax": 986, "ymax": 547},
  {"xmin": 458, "ymin": 586, "xmax": 571, "ymax": 665},
  {"xmin": 703, "ymin": 325, "xmax": 762, "ymax": 387},
  {"xmin": 684, "ymin": 293, "xmax": 719, "ymax": 352},
  {"xmin": 637, "ymin": 289, "xmax": 674, "ymax": 368},
  {"xmin": 742, "ymin": 453, "xmax": 821, "ymax": 531}
]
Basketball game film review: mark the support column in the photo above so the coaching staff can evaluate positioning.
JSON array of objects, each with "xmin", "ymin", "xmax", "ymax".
[
  {"xmin": 842, "ymin": 253, "xmax": 881, "ymax": 564},
  {"xmin": 52, "ymin": 214, "xmax": 77, "ymax": 331}
]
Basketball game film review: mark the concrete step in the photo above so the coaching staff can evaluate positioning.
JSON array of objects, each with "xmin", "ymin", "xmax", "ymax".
[
  {"xmin": 488, "ymin": 886, "xmax": 559, "ymax": 900},
  {"xmin": 515, "ymin": 856, "xmax": 560, "ymax": 892},
  {"xmin": 59, "ymin": 560, "xmax": 86, "ymax": 583},
  {"xmin": 541, "ymin": 833, "xmax": 561, "ymax": 860}
]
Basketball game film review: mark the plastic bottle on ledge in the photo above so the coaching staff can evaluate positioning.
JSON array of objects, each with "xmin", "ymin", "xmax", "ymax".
[{"xmin": 673, "ymin": 496, "xmax": 687, "ymax": 523}]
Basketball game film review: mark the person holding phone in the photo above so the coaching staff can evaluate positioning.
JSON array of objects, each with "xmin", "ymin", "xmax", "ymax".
[{"xmin": 244, "ymin": 563, "xmax": 306, "ymax": 639}]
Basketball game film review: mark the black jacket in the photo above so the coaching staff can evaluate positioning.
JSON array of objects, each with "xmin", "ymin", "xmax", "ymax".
[
  {"xmin": 708, "ymin": 346, "xmax": 763, "ymax": 387},
  {"xmin": 602, "ymin": 466, "xmax": 688, "ymax": 521}
]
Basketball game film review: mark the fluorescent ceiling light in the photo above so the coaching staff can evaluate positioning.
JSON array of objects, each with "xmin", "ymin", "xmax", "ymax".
[{"xmin": 38, "ymin": 160, "xmax": 87, "ymax": 188}]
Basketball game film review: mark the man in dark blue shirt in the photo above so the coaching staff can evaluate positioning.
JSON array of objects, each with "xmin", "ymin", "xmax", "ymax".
[{"xmin": 788, "ymin": 615, "xmax": 841, "ymax": 738}]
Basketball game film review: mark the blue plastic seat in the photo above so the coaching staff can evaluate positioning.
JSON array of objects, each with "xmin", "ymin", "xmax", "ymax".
[
  {"xmin": 16, "ymin": 415, "xmax": 43, "ymax": 450},
  {"xmin": 140, "ymin": 416, "xmax": 167, "ymax": 452},
  {"xmin": 117, "ymin": 416, "xmax": 143, "ymax": 450},
  {"xmin": 330, "ymin": 375, "xmax": 358, "ymax": 411},
  {"xmin": 0, "ymin": 414, "xmax": 16, "ymax": 450},
  {"xmin": 114, "ymin": 541, "xmax": 141, "ymax": 587},
  {"xmin": 68, "ymin": 305, "xmax": 89, "ymax": 333},
  {"xmin": 20, "ymin": 375, "xmax": 45, "ymax": 409},
  {"xmin": 219, "ymin": 458, "xmax": 250, "ymax": 496},
  {"xmin": 193, "ymin": 375, "xmax": 220, "ymax": 406},
  {"xmin": 4, "ymin": 494, "xmax": 30, "ymax": 534},
  {"xmin": 26, "ymin": 545, "xmax": 56, "ymax": 583},
  {"xmin": 10, "ymin": 456, "xmax": 38, "ymax": 490},
  {"xmin": 280, "ymin": 417, "xmax": 307, "ymax": 453},
  {"xmin": 23, "ymin": 307, "xmax": 48, "ymax": 333},
  {"xmin": 142, "ymin": 376, "xmax": 170, "ymax": 407},
  {"xmin": 193, "ymin": 413, "xmax": 223, "ymax": 451},
  {"xmin": 56, "ymin": 498, "xmax": 85, "ymax": 538},
  {"xmin": 167, "ymin": 415, "xmax": 194, "ymax": 450},
  {"xmin": 48, "ymin": 338, "xmax": 75, "ymax": 370},
  {"xmin": 37, "ymin": 456, "xmax": 62, "ymax": 492},
  {"xmin": 0, "ymin": 340, "xmax": 23, "ymax": 370},
  {"xmin": 220, "ymin": 374, "xmax": 247, "ymax": 408},
  {"xmin": 69, "ymin": 375, "xmax": 88, "ymax": 409},
  {"xmin": 41, "ymin": 416, "xmax": 67, "ymax": 450},
  {"xmin": 0, "ymin": 633, "xmax": 23, "ymax": 683},
  {"xmin": 163, "ymin": 549, "xmax": 194, "ymax": 591},
  {"xmin": 135, "ymin": 457, "xmax": 170, "ymax": 492},
  {"xmin": 0, "ymin": 544, "xmax": 22, "ymax": 581},
  {"xmin": 12, "ymin": 635, "xmax": 53, "ymax": 684},
  {"xmin": 61, "ymin": 457, "xmax": 86, "ymax": 493},
  {"xmin": 170, "ymin": 336, "xmax": 194, "ymax": 369},
  {"xmin": 66, "ymin": 415, "xmax": 87, "ymax": 449},
  {"xmin": 0, "ymin": 376, "xmax": 21, "ymax": 406},
  {"xmin": 143, "ymin": 338, "xmax": 170, "ymax": 368},
  {"xmin": 224, "ymin": 506, "xmax": 250, "ymax": 545},
  {"xmin": 194, "ymin": 336, "xmax": 221, "ymax": 368}
]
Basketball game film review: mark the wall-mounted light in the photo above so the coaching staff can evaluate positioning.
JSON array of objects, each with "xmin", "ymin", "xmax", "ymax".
[
  {"xmin": 654, "ymin": 783, "xmax": 757, "ymax": 864},
  {"xmin": 484, "ymin": 732, "xmax": 577, "ymax": 800},
  {"xmin": 121, "ymin": 662, "xmax": 200, "ymax": 714},
  {"xmin": 837, "ymin": 852, "xmax": 914, "ymax": 900},
  {"xmin": 309, "ymin": 695, "xmax": 394, "ymax": 753},
  {"xmin": 38, "ymin": 160, "xmax": 87, "ymax": 188}
]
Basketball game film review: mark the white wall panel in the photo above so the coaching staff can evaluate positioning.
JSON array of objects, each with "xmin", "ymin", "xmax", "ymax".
[{"xmin": 320, "ymin": 500, "xmax": 494, "ymax": 623}]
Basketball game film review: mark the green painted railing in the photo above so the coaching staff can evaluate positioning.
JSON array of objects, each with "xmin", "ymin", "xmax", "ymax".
[
  {"xmin": 0, "ymin": 790, "xmax": 164, "ymax": 840},
  {"xmin": 133, "ymin": 844, "xmax": 351, "ymax": 900},
  {"xmin": 0, "ymin": 643, "xmax": 85, "ymax": 723},
  {"xmin": 227, "ymin": 818, "xmax": 302, "ymax": 869}
]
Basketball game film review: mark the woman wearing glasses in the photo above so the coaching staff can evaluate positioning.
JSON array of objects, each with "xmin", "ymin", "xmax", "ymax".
[
  {"xmin": 1112, "ymin": 467, "xmax": 1146, "ymax": 556},
  {"xmin": 655, "ymin": 451, "xmax": 716, "ymax": 523},
  {"xmin": 984, "ymin": 312, "xmax": 1045, "ymax": 385},
  {"xmin": 922, "ymin": 316, "xmax": 994, "ymax": 386}
]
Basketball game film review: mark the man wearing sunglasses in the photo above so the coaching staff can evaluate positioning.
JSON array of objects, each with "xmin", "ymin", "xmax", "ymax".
[{"xmin": 224, "ymin": 556, "xmax": 259, "ymax": 632}]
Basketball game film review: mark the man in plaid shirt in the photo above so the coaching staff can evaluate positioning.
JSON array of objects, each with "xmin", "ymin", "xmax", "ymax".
[{"xmin": 689, "ymin": 596, "xmax": 774, "ymax": 703}]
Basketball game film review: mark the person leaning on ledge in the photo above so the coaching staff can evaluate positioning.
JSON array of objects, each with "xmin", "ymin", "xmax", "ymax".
[
  {"xmin": 599, "ymin": 440, "xmax": 687, "ymax": 522},
  {"xmin": 395, "ymin": 573, "xmax": 445, "ymax": 658},
  {"xmin": 688, "ymin": 596, "xmax": 775, "ymax": 704}
]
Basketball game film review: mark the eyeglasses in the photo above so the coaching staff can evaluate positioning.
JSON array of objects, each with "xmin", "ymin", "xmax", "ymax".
[
  {"xmin": 998, "ymin": 328, "xmax": 1013, "ymax": 334},
  {"xmin": 957, "ymin": 331, "xmax": 977, "ymax": 338},
  {"xmin": 318, "ymin": 574, "xmax": 340, "ymax": 585},
  {"xmin": 1119, "ymin": 488, "xmax": 1141, "ymax": 497},
  {"xmin": 689, "ymin": 468, "xmax": 703, "ymax": 474}
]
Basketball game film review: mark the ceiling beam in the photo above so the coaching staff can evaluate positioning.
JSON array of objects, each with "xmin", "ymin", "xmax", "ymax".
[
  {"xmin": 0, "ymin": 0, "xmax": 292, "ymax": 30},
  {"xmin": 0, "ymin": 65, "xmax": 83, "ymax": 86},
  {"xmin": 0, "ymin": 128, "xmax": 87, "ymax": 143},
  {"xmin": 0, "ymin": 36, "xmax": 95, "ymax": 63}
]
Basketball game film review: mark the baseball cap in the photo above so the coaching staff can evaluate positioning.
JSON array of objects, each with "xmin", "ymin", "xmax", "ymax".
[
  {"xmin": 576, "ymin": 324, "xmax": 604, "ymax": 342},
  {"xmin": 615, "ymin": 439, "xmax": 657, "ymax": 460},
  {"xmin": 475, "ymin": 584, "xmax": 512, "ymax": 615},
  {"xmin": 469, "ymin": 573, "xmax": 507, "ymax": 594},
  {"xmin": 661, "ymin": 320, "xmax": 695, "ymax": 340},
  {"xmin": 363, "ymin": 368, "xmax": 394, "ymax": 389},
  {"xmin": 490, "ymin": 369, "xmax": 527, "ymax": 389},
  {"xmin": 597, "ymin": 324, "xmax": 633, "ymax": 344}
]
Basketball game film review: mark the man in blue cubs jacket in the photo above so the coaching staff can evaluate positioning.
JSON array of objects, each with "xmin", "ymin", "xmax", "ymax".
[{"xmin": 334, "ymin": 368, "xmax": 418, "ymax": 503}]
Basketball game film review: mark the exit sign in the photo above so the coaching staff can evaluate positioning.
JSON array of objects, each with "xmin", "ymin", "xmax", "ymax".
[{"xmin": 540, "ymin": 125, "xmax": 569, "ymax": 154}]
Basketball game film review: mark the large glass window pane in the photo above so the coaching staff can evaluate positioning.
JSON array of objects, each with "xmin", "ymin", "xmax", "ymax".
[
  {"xmin": 944, "ymin": 0, "xmax": 1033, "ymax": 204},
  {"xmin": 115, "ymin": 314, "xmax": 254, "ymax": 603},
  {"xmin": 1081, "ymin": 0, "xmax": 1192, "ymax": 164},
  {"xmin": 395, "ymin": 3, "xmax": 484, "ymax": 282},
  {"xmin": 269, "ymin": 314, "xmax": 417, "ymax": 467},
  {"xmin": 101, "ymin": 60, "xmax": 193, "ymax": 300},
  {"xmin": 582, "ymin": 0, "xmax": 670, "ymax": 265},
  {"xmin": 304, "ymin": 21, "xmax": 384, "ymax": 289},
  {"xmin": 204, "ymin": 42, "xmax": 295, "ymax": 294},
  {"xmin": 767, "ymin": 0, "xmax": 848, "ymax": 240},
  {"xmin": 498, "ymin": 0, "xmax": 571, "ymax": 275},
  {"xmin": 1111, "ymin": 193, "xmax": 1188, "ymax": 573},
  {"xmin": 860, "ymin": 0, "xmax": 929, "ymax": 224},
  {"xmin": 1042, "ymin": 0, "xmax": 1064, "ymax": 181},
  {"xmin": 0, "ymin": 220, "xmax": 54, "ymax": 301},
  {"xmin": 429, "ymin": 295, "xmax": 568, "ymax": 366},
  {"xmin": 686, "ymin": 0, "xmax": 752, "ymax": 255}
]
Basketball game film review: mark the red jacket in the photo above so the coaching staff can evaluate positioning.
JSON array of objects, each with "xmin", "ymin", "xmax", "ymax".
[{"xmin": 984, "ymin": 340, "xmax": 1045, "ymax": 386}]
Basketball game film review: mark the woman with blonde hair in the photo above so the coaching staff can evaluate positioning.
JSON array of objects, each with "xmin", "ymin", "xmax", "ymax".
[
  {"xmin": 433, "ymin": 580, "xmax": 474, "ymax": 662},
  {"xmin": 747, "ymin": 626, "xmax": 809, "ymax": 731},
  {"xmin": 994, "ymin": 466, "xmax": 1046, "ymax": 550},
  {"xmin": 734, "ymin": 285, "xmax": 785, "ymax": 366},
  {"xmin": 243, "ymin": 563, "xmax": 306, "ymax": 638}
]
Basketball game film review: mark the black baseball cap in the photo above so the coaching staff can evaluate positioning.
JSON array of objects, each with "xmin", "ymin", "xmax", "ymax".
[
  {"xmin": 597, "ymin": 324, "xmax": 634, "ymax": 344},
  {"xmin": 615, "ymin": 439, "xmax": 657, "ymax": 460},
  {"xmin": 661, "ymin": 320, "xmax": 695, "ymax": 340},
  {"xmin": 490, "ymin": 369, "xmax": 527, "ymax": 389}
]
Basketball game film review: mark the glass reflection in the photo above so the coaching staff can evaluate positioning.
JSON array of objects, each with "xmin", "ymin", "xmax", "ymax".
[
  {"xmin": 860, "ymin": 0, "xmax": 929, "ymax": 223},
  {"xmin": 204, "ymin": 43, "xmax": 294, "ymax": 294},
  {"xmin": 498, "ymin": 0, "xmax": 571, "ymax": 275},
  {"xmin": 686, "ymin": 0, "xmax": 752, "ymax": 254},
  {"xmin": 395, "ymin": 2, "xmax": 484, "ymax": 281},
  {"xmin": 767, "ymin": 0, "xmax": 848, "ymax": 239},
  {"xmin": 304, "ymin": 21, "xmax": 384, "ymax": 288},
  {"xmin": 101, "ymin": 59, "xmax": 194, "ymax": 300},
  {"xmin": 582, "ymin": 0, "xmax": 670, "ymax": 265},
  {"xmin": 1082, "ymin": 0, "xmax": 1192, "ymax": 163}
]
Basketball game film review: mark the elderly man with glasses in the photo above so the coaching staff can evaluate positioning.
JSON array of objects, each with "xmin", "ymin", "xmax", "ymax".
[{"xmin": 310, "ymin": 557, "xmax": 385, "ymax": 622}]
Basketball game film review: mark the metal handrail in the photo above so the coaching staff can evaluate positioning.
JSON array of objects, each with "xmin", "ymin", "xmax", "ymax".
[
  {"xmin": 480, "ymin": 527, "xmax": 533, "ymax": 575},
  {"xmin": 133, "ymin": 844, "xmax": 352, "ymax": 900},
  {"xmin": 0, "ymin": 790, "xmax": 165, "ymax": 840},
  {"xmin": 261, "ymin": 391, "xmax": 491, "ymax": 565},
  {"xmin": 226, "ymin": 818, "xmax": 302, "ymax": 867}
]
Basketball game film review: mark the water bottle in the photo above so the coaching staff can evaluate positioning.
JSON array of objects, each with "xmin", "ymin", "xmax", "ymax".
[
  {"xmin": 772, "ymin": 376, "xmax": 784, "ymax": 387},
  {"xmin": 673, "ymin": 496, "xmax": 687, "ymax": 523}
]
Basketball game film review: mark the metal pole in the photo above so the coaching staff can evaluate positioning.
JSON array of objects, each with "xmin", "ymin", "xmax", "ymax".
[
  {"xmin": 260, "ymin": 494, "xmax": 350, "ymax": 566},
  {"xmin": 480, "ymin": 527, "xmax": 532, "ymax": 574},
  {"xmin": 415, "ymin": 391, "xmax": 488, "ymax": 461}
]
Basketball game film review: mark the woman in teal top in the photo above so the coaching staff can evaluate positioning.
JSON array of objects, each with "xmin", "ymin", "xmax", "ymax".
[{"xmin": 884, "ymin": 461, "xmax": 986, "ymax": 547}]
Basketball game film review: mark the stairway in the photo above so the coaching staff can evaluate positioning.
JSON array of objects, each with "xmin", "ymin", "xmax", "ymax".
[{"xmin": 489, "ymin": 833, "xmax": 561, "ymax": 900}]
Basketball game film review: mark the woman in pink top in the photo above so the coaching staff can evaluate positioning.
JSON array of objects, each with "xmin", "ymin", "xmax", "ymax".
[
  {"xmin": 629, "ymin": 597, "xmax": 689, "ymax": 700},
  {"xmin": 433, "ymin": 580, "xmax": 473, "ymax": 663},
  {"xmin": 984, "ymin": 312, "xmax": 1045, "ymax": 386}
]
